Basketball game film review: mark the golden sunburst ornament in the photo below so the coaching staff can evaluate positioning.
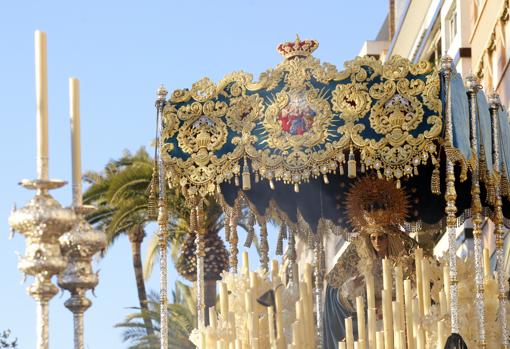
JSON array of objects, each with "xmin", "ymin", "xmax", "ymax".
[{"xmin": 346, "ymin": 176, "xmax": 409, "ymax": 233}]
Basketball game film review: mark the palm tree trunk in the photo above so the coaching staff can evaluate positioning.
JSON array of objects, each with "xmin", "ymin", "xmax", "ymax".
[
  {"xmin": 130, "ymin": 227, "xmax": 154, "ymax": 335},
  {"xmin": 204, "ymin": 279, "xmax": 217, "ymax": 326}
]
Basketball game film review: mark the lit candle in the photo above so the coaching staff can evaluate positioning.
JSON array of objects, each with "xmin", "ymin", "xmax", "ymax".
[
  {"xmin": 69, "ymin": 77, "xmax": 82, "ymax": 206},
  {"xmin": 220, "ymin": 282, "xmax": 229, "ymax": 319},
  {"xmin": 368, "ymin": 308, "xmax": 377, "ymax": 349},
  {"xmin": 35, "ymin": 30, "xmax": 49, "ymax": 180},
  {"xmin": 404, "ymin": 279, "xmax": 414, "ymax": 349},
  {"xmin": 356, "ymin": 296, "xmax": 366, "ymax": 344},
  {"xmin": 376, "ymin": 331, "xmax": 384, "ymax": 349},
  {"xmin": 345, "ymin": 317, "xmax": 354, "ymax": 349},
  {"xmin": 483, "ymin": 248, "xmax": 491, "ymax": 279}
]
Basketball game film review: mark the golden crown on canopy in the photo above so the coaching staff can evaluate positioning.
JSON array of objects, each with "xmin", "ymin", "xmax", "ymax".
[
  {"xmin": 346, "ymin": 176, "xmax": 409, "ymax": 234},
  {"xmin": 277, "ymin": 35, "xmax": 319, "ymax": 59}
]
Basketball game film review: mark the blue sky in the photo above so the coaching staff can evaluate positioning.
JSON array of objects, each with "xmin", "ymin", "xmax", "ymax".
[{"xmin": 0, "ymin": 1, "xmax": 387, "ymax": 347}]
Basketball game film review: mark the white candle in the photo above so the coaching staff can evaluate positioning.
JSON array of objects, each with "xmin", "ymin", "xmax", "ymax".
[
  {"xmin": 395, "ymin": 266, "xmax": 404, "ymax": 338},
  {"xmin": 437, "ymin": 320, "xmax": 445, "ymax": 349},
  {"xmin": 35, "ymin": 30, "xmax": 49, "ymax": 180},
  {"xmin": 366, "ymin": 273, "xmax": 376, "ymax": 309},
  {"xmin": 404, "ymin": 279, "xmax": 414, "ymax": 349},
  {"xmin": 345, "ymin": 317, "xmax": 354, "ymax": 349},
  {"xmin": 242, "ymin": 252, "xmax": 249, "ymax": 275},
  {"xmin": 69, "ymin": 77, "xmax": 82, "ymax": 206},
  {"xmin": 422, "ymin": 258, "xmax": 431, "ymax": 315},
  {"xmin": 383, "ymin": 258, "xmax": 392, "ymax": 291},
  {"xmin": 339, "ymin": 341, "xmax": 347, "ymax": 349},
  {"xmin": 382, "ymin": 289, "xmax": 393, "ymax": 349},
  {"xmin": 439, "ymin": 290, "xmax": 447, "ymax": 316},
  {"xmin": 209, "ymin": 307, "xmax": 217, "ymax": 329},
  {"xmin": 271, "ymin": 259, "xmax": 279, "ymax": 280},
  {"xmin": 415, "ymin": 248, "xmax": 424, "ymax": 316},
  {"xmin": 356, "ymin": 296, "xmax": 366, "ymax": 344},
  {"xmin": 376, "ymin": 331, "xmax": 384, "ymax": 349},
  {"xmin": 268, "ymin": 306, "xmax": 276, "ymax": 346},
  {"xmin": 416, "ymin": 326, "xmax": 425, "ymax": 349},
  {"xmin": 368, "ymin": 308, "xmax": 377, "ymax": 349},
  {"xmin": 443, "ymin": 265, "xmax": 450, "ymax": 311},
  {"xmin": 220, "ymin": 282, "xmax": 229, "ymax": 319}
]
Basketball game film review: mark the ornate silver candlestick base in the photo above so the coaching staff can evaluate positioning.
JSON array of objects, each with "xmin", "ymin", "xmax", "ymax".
[
  {"xmin": 58, "ymin": 205, "xmax": 106, "ymax": 349},
  {"xmin": 9, "ymin": 179, "xmax": 76, "ymax": 349}
]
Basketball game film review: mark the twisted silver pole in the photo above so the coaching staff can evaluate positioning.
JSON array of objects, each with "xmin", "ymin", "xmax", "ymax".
[
  {"xmin": 466, "ymin": 75, "xmax": 487, "ymax": 347},
  {"xmin": 488, "ymin": 92, "xmax": 509, "ymax": 349},
  {"xmin": 156, "ymin": 84, "xmax": 169, "ymax": 349},
  {"xmin": 441, "ymin": 56, "xmax": 459, "ymax": 334}
]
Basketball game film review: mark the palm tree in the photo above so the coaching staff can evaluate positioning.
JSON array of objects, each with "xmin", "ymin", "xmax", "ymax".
[
  {"xmin": 116, "ymin": 282, "xmax": 196, "ymax": 349},
  {"xmin": 83, "ymin": 148, "xmax": 155, "ymax": 335}
]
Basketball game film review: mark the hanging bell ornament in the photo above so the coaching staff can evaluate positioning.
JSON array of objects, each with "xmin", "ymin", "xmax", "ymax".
[
  {"xmin": 348, "ymin": 147, "xmax": 357, "ymax": 178},
  {"xmin": 242, "ymin": 158, "xmax": 251, "ymax": 191}
]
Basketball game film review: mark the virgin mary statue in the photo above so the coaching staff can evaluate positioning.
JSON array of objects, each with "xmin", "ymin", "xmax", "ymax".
[{"xmin": 323, "ymin": 176, "xmax": 418, "ymax": 349}]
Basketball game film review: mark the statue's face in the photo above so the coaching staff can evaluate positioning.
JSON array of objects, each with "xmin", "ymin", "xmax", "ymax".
[{"xmin": 369, "ymin": 231, "xmax": 388, "ymax": 255}]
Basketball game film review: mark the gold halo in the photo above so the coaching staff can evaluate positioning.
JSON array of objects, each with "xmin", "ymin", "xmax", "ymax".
[{"xmin": 345, "ymin": 176, "xmax": 409, "ymax": 233}]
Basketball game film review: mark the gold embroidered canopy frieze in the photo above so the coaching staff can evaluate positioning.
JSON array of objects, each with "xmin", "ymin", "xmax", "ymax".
[{"xmin": 161, "ymin": 38, "xmax": 443, "ymax": 198}]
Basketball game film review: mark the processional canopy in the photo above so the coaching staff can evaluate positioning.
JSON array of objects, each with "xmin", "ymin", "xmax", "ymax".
[{"xmin": 160, "ymin": 37, "xmax": 510, "ymax": 233}]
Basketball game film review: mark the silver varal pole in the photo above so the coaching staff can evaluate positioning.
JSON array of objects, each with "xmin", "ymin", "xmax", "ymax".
[
  {"xmin": 156, "ymin": 84, "xmax": 169, "ymax": 348},
  {"xmin": 466, "ymin": 75, "xmax": 487, "ymax": 347},
  {"xmin": 9, "ymin": 179, "xmax": 76, "ymax": 349},
  {"xmin": 488, "ymin": 92, "xmax": 509, "ymax": 348},
  {"xmin": 314, "ymin": 235, "xmax": 324, "ymax": 348},
  {"xmin": 441, "ymin": 55, "xmax": 460, "ymax": 334}
]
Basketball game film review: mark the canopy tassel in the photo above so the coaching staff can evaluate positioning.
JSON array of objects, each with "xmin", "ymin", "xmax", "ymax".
[
  {"xmin": 259, "ymin": 219, "xmax": 270, "ymax": 272},
  {"xmin": 339, "ymin": 163, "xmax": 344, "ymax": 176},
  {"xmin": 275, "ymin": 223, "xmax": 286, "ymax": 256},
  {"xmin": 294, "ymin": 183, "xmax": 300, "ymax": 193},
  {"xmin": 323, "ymin": 174, "xmax": 329, "ymax": 184},
  {"xmin": 269, "ymin": 179, "xmax": 275, "ymax": 190},
  {"xmin": 234, "ymin": 175, "xmax": 240, "ymax": 187},
  {"xmin": 348, "ymin": 147, "xmax": 357, "ymax": 178},
  {"xmin": 244, "ymin": 212, "xmax": 256, "ymax": 248},
  {"xmin": 255, "ymin": 172, "xmax": 260, "ymax": 183},
  {"xmin": 224, "ymin": 210, "xmax": 231, "ymax": 242},
  {"xmin": 242, "ymin": 157, "xmax": 251, "ymax": 191},
  {"xmin": 432, "ymin": 164, "xmax": 441, "ymax": 194}
]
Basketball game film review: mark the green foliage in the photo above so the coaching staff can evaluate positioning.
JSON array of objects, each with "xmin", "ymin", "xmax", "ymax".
[{"xmin": 116, "ymin": 282, "xmax": 196, "ymax": 349}]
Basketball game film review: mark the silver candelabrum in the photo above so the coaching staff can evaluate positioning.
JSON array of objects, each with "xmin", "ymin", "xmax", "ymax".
[
  {"xmin": 58, "ymin": 205, "xmax": 106, "ymax": 349},
  {"xmin": 9, "ymin": 179, "xmax": 76, "ymax": 349}
]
